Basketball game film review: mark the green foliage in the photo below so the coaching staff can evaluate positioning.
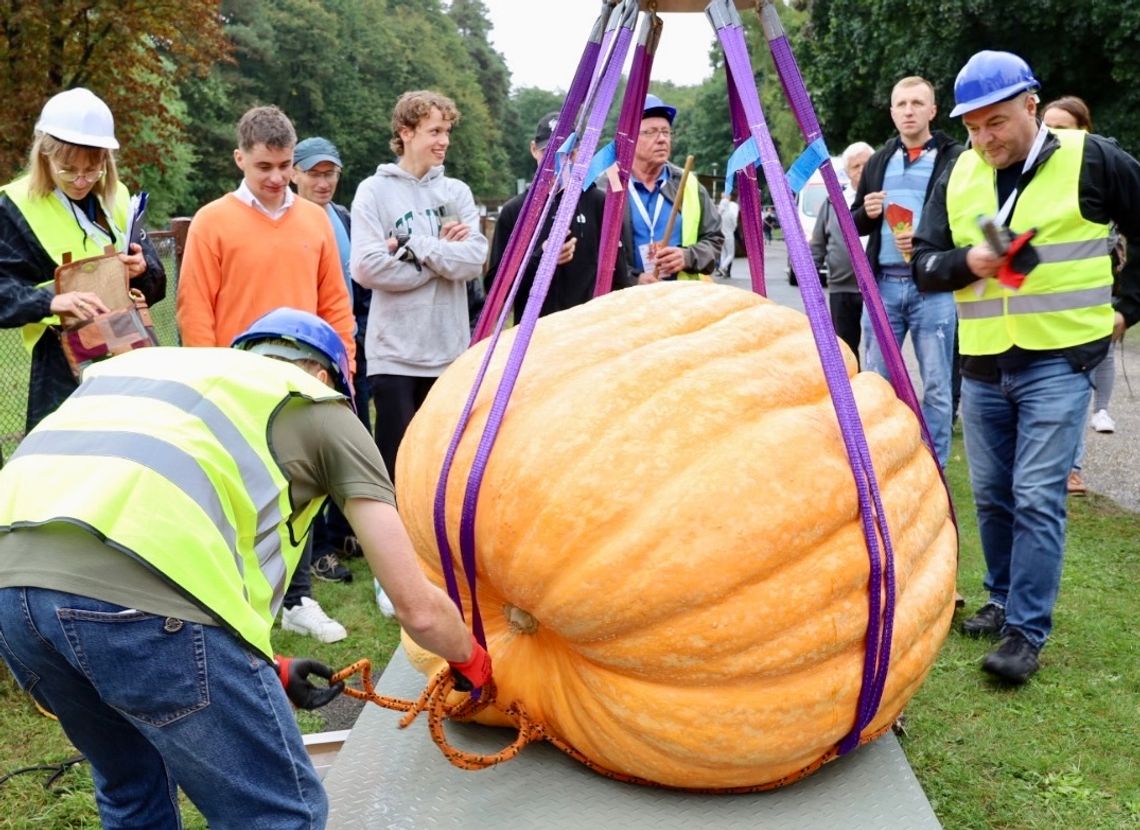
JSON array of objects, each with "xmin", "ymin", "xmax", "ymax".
[
  {"xmin": 130, "ymin": 65, "xmax": 197, "ymax": 225},
  {"xmin": 0, "ymin": 0, "xmax": 230, "ymax": 186},
  {"xmin": 801, "ymin": 0, "xmax": 1140, "ymax": 155},
  {"xmin": 172, "ymin": 0, "xmax": 515, "ymax": 210},
  {"xmin": 505, "ymin": 87, "xmax": 567, "ymax": 192},
  {"xmin": 901, "ymin": 442, "xmax": 1140, "ymax": 829}
]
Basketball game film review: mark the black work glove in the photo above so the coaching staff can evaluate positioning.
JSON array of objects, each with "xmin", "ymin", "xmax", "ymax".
[{"xmin": 275, "ymin": 656, "xmax": 344, "ymax": 709}]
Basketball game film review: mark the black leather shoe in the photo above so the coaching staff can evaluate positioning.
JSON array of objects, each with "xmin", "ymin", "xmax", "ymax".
[
  {"xmin": 983, "ymin": 629, "xmax": 1040, "ymax": 684},
  {"xmin": 961, "ymin": 602, "xmax": 1005, "ymax": 638}
]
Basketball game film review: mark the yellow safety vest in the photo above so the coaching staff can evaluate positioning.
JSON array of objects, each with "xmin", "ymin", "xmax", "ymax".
[
  {"xmin": 0, "ymin": 176, "xmax": 131, "ymax": 353},
  {"xmin": 677, "ymin": 173, "xmax": 705, "ymax": 281},
  {"xmin": 0, "ymin": 348, "xmax": 346, "ymax": 660},
  {"xmin": 946, "ymin": 130, "xmax": 1114, "ymax": 355}
]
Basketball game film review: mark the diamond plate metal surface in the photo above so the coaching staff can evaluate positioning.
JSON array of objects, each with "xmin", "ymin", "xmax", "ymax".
[{"xmin": 325, "ymin": 649, "xmax": 942, "ymax": 829}]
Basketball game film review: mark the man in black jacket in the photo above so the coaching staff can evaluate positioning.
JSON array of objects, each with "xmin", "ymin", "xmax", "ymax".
[
  {"xmin": 486, "ymin": 112, "xmax": 629, "ymax": 321},
  {"xmin": 911, "ymin": 50, "xmax": 1140, "ymax": 683},
  {"xmin": 851, "ymin": 76, "xmax": 964, "ymax": 468}
]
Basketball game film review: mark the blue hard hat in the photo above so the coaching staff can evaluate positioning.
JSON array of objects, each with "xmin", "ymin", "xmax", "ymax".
[
  {"xmin": 950, "ymin": 50, "xmax": 1039, "ymax": 118},
  {"xmin": 231, "ymin": 308, "xmax": 353, "ymax": 404},
  {"xmin": 643, "ymin": 93, "xmax": 677, "ymax": 124}
]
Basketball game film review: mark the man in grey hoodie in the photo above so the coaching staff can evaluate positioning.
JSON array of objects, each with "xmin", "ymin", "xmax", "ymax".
[{"xmin": 351, "ymin": 90, "xmax": 488, "ymax": 479}]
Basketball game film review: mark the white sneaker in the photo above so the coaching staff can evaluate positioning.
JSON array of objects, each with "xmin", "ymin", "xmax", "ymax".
[
  {"xmin": 1089, "ymin": 409, "xmax": 1115, "ymax": 433},
  {"xmin": 373, "ymin": 578, "xmax": 396, "ymax": 618},
  {"xmin": 281, "ymin": 597, "xmax": 347, "ymax": 643}
]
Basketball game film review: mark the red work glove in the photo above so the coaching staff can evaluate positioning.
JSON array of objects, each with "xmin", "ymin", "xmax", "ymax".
[
  {"xmin": 997, "ymin": 228, "xmax": 1039, "ymax": 290},
  {"xmin": 447, "ymin": 634, "xmax": 493, "ymax": 693},
  {"xmin": 275, "ymin": 656, "xmax": 344, "ymax": 710}
]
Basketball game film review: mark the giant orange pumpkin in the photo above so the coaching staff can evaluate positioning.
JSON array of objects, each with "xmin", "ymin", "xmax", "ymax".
[{"xmin": 396, "ymin": 282, "xmax": 957, "ymax": 790}]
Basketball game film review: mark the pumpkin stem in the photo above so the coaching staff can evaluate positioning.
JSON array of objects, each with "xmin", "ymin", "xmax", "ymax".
[{"xmin": 504, "ymin": 603, "xmax": 538, "ymax": 635}]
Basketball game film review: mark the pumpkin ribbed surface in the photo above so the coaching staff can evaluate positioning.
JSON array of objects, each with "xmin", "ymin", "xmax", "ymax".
[{"xmin": 397, "ymin": 282, "xmax": 957, "ymax": 790}]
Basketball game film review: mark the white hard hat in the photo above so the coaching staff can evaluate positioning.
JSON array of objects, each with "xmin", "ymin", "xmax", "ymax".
[{"xmin": 34, "ymin": 88, "xmax": 119, "ymax": 150}]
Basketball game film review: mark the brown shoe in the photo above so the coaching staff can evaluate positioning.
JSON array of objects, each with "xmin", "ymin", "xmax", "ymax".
[{"xmin": 1067, "ymin": 470, "xmax": 1087, "ymax": 495}]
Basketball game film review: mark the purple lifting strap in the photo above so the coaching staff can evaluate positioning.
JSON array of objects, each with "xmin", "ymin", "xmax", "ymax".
[
  {"xmin": 760, "ymin": 7, "xmax": 950, "ymax": 488},
  {"xmin": 473, "ymin": 4, "xmax": 618, "ymax": 344},
  {"xmin": 726, "ymin": 61, "xmax": 767, "ymax": 296},
  {"xmin": 442, "ymin": 5, "xmax": 609, "ymax": 616},
  {"xmin": 593, "ymin": 13, "xmax": 659, "ymax": 296},
  {"xmin": 715, "ymin": 9, "xmax": 895, "ymax": 755},
  {"xmin": 761, "ymin": 5, "xmax": 958, "ymax": 540},
  {"xmin": 432, "ymin": 1, "xmax": 638, "ymax": 657}
]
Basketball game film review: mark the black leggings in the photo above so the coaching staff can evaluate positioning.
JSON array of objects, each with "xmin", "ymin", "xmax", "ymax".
[
  {"xmin": 829, "ymin": 291, "xmax": 863, "ymax": 368},
  {"xmin": 369, "ymin": 374, "xmax": 438, "ymax": 484}
]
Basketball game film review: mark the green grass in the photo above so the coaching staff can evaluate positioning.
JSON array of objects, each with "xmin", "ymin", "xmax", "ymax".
[
  {"xmin": 899, "ymin": 442, "xmax": 1140, "ymax": 829},
  {"xmin": 0, "ymin": 440, "xmax": 1137, "ymax": 828}
]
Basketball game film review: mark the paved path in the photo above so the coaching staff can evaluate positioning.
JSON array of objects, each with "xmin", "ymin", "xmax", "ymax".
[{"xmin": 717, "ymin": 241, "xmax": 1138, "ymax": 513}]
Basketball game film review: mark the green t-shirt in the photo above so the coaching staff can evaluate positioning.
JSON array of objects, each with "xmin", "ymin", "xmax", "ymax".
[{"xmin": 0, "ymin": 399, "xmax": 393, "ymax": 624}]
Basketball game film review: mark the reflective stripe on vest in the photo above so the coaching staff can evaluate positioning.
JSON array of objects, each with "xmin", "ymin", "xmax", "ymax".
[
  {"xmin": 0, "ymin": 348, "xmax": 345, "ymax": 658},
  {"xmin": 69, "ymin": 374, "xmax": 293, "ymax": 604},
  {"xmin": 677, "ymin": 173, "xmax": 704, "ymax": 281},
  {"xmin": 957, "ymin": 285, "xmax": 1114, "ymax": 320},
  {"xmin": 946, "ymin": 130, "xmax": 1113, "ymax": 355},
  {"xmin": 0, "ymin": 177, "xmax": 131, "ymax": 352}
]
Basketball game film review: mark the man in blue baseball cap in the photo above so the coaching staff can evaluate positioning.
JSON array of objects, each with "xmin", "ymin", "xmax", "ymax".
[
  {"xmin": 293, "ymin": 136, "xmax": 374, "ymax": 586},
  {"xmin": 613, "ymin": 93, "xmax": 722, "ymax": 282},
  {"xmin": 912, "ymin": 50, "xmax": 1140, "ymax": 684},
  {"xmin": 0, "ymin": 309, "xmax": 491, "ymax": 827}
]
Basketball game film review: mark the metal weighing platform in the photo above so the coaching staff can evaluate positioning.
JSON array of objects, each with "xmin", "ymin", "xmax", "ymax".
[{"xmin": 324, "ymin": 649, "xmax": 942, "ymax": 829}]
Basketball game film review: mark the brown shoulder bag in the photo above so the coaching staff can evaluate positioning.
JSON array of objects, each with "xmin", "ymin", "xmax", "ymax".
[{"xmin": 54, "ymin": 245, "xmax": 158, "ymax": 379}]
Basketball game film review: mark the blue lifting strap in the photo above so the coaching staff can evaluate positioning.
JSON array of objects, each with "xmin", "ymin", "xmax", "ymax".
[
  {"xmin": 785, "ymin": 136, "xmax": 829, "ymax": 195},
  {"xmin": 584, "ymin": 140, "xmax": 617, "ymax": 191},
  {"xmin": 723, "ymin": 136, "xmax": 760, "ymax": 196}
]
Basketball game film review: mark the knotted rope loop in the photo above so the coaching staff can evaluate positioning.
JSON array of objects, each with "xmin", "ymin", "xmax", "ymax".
[
  {"xmin": 333, "ymin": 657, "xmax": 893, "ymax": 791},
  {"xmin": 424, "ymin": 672, "xmax": 545, "ymax": 770},
  {"xmin": 332, "ymin": 658, "xmax": 543, "ymax": 769}
]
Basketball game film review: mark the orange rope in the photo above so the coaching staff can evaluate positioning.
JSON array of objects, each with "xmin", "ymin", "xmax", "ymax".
[{"xmin": 332, "ymin": 658, "xmax": 892, "ymax": 792}]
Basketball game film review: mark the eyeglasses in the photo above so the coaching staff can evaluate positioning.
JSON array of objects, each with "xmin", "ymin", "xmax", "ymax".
[
  {"xmin": 302, "ymin": 169, "xmax": 340, "ymax": 182},
  {"xmin": 639, "ymin": 128, "xmax": 673, "ymax": 139},
  {"xmin": 53, "ymin": 166, "xmax": 105, "ymax": 184}
]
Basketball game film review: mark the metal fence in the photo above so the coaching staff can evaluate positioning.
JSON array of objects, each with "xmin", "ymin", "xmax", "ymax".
[{"xmin": 0, "ymin": 231, "xmax": 182, "ymax": 462}]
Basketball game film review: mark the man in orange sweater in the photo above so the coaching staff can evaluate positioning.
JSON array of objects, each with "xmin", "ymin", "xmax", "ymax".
[
  {"xmin": 177, "ymin": 105, "xmax": 354, "ymax": 364},
  {"xmin": 177, "ymin": 104, "xmax": 355, "ymax": 644}
]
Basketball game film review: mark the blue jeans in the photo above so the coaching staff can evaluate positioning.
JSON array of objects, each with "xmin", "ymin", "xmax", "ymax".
[
  {"xmin": 960, "ymin": 358, "xmax": 1092, "ymax": 647},
  {"xmin": 863, "ymin": 277, "xmax": 957, "ymax": 467},
  {"xmin": 0, "ymin": 588, "xmax": 327, "ymax": 829}
]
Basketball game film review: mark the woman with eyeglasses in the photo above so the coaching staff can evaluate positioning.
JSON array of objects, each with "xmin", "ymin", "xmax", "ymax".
[{"xmin": 0, "ymin": 88, "xmax": 166, "ymax": 434}]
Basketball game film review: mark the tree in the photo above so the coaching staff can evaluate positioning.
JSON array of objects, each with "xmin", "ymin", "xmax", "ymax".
[
  {"xmin": 505, "ymin": 86, "xmax": 566, "ymax": 191},
  {"xmin": 0, "ymin": 0, "xmax": 230, "ymax": 188},
  {"xmin": 184, "ymin": 0, "xmax": 513, "ymax": 206},
  {"xmin": 448, "ymin": 0, "xmax": 513, "ymax": 133}
]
